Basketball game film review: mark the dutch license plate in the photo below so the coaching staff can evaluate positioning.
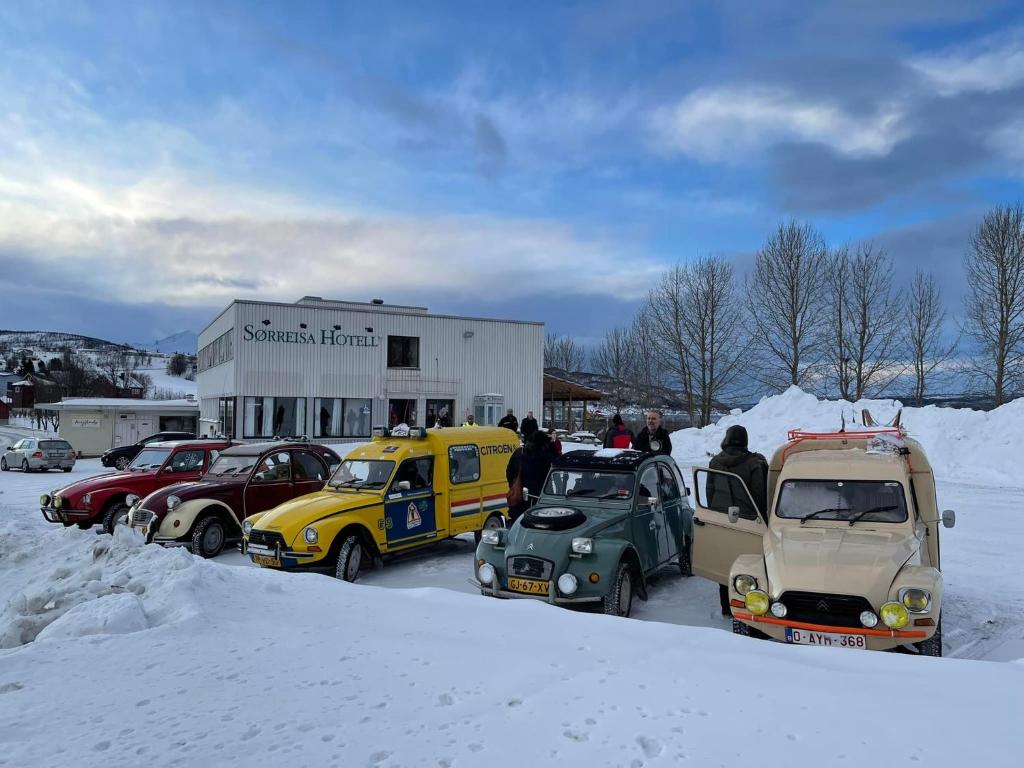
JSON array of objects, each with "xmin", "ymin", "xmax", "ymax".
[
  {"xmin": 785, "ymin": 627, "xmax": 866, "ymax": 649},
  {"xmin": 253, "ymin": 554, "xmax": 281, "ymax": 568},
  {"xmin": 508, "ymin": 577, "xmax": 549, "ymax": 596}
]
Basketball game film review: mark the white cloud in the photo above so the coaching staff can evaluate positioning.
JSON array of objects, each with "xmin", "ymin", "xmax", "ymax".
[
  {"xmin": 910, "ymin": 30, "xmax": 1024, "ymax": 96},
  {"xmin": 652, "ymin": 86, "xmax": 907, "ymax": 162}
]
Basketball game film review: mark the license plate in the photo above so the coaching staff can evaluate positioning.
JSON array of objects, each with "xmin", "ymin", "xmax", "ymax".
[
  {"xmin": 508, "ymin": 577, "xmax": 549, "ymax": 596},
  {"xmin": 785, "ymin": 627, "xmax": 866, "ymax": 649},
  {"xmin": 253, "ymin": 555, "xmax": 281, "ymax": 568}
]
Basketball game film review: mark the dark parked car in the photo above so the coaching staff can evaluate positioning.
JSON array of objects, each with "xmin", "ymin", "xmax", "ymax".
[
  {"xmin": 101, "ymin": 431, "xmax": 196, "ymax": 470},
  {"xmin": 127, "ymin": 441, "xmax": 341, "ymax": 558}
]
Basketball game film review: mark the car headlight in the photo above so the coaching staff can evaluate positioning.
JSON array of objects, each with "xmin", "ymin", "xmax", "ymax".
[
  {"xmin": 733, "ymin": 574, "xmax": 758, "ymax": 596},
  {"xmin": 303, "ymin": 527, "xmax": 318, "ymax": 544},
  {"xmin": 243, "ymin": 520, "xmax": 254, "ymax": 535},
  {"xmin": 166, "ymin": 495, "xmax": 181, "ymax": 511},
  {"xmin": 40, "ymin": 494, "xmax": 51, "ymax": 507},
  {"xmin": 744, "ymin": 590, "xmax": 770, "ymax": 616},
  {"xmin": 481, "ymin": 528, "xmax": 503, "ymax": 545},
  {"xmin": 770, "ymin": 601, "xmax": 787, "ymax": 618},
  {"xmin": 82, "ymin": 493, "xmax": 92, "ymax": 507},
  {"xmin": 860, "ymin": 611, "xmax": 879, "ymax": 628},
  {"xmin": 53, "ymin": 495, "xmax": 63, "ymax": 509},
  {"xmin": 478, "ymin": 562, "xmax": 496, "ymax": 585},
  {"xmin": 557, "ymin": 573, "xmax": 578, "ymax": 595},
  {"xmin": 571, "ymin": 537, "xmax": 593, "ymax": 554},
  {"xmin": 900, "ymin": 588, "xmax": 931, "ymax": 613},
  {"xmin": 880, "ymin": 601, "xmax": 910, "ymax": 629},
  {"xmin": 126, "ymin": 494, "xmax": 140, "ymax": 507}
]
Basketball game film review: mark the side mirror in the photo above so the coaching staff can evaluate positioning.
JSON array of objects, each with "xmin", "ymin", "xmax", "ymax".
[
  {"xmin": 727, "ymin": 506, "xmax": 740, "ymax": 524},
  {"xmin": 397, "ymin": 480, "xmax": 411, "ymax": 491},
  {"xmin": 942, "ymin": 509, "xmax": 956, "ymax": 529}
]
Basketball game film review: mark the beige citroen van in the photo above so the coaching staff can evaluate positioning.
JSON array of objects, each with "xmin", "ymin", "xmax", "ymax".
[{"xmin": 690, "ymin": 424, "xmax": 954, "ymax": 655}]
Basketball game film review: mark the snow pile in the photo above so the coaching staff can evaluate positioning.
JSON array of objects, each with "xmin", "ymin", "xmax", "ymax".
[{"xmin": 672, "ymin": 386, "xmax": 1024, "ymax": 486}]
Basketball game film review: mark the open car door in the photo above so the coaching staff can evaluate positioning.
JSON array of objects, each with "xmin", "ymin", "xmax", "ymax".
[{"xmin": 691, "ymin": 468, "xmax": 766, "ymax": 585}]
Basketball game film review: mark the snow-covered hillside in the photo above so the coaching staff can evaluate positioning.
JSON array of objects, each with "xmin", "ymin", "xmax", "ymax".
[
  {"xmin": 1, "ymin": 390, "xmax": 1023, "ymax": 766},
  {"xmin": 133, "ymin": 330, "xmax": 199, "ymax": 355}
]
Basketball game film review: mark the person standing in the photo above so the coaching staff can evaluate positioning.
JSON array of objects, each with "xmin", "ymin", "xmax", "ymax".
[
  {"xmin": 520, "ymin": 411, "xmax": 539, "ymax": 440},
  {"xmin": 461, "ymin": 414, "xmax": 479, "ymax": 427},
  {"xmin": 506, "ymin": 431, "xmax": 553, "ymax": 527},
  {"xmin": 547, "ymin": 427, "xmax": 562, "ymax": 457},
  {"xmin": 603, "ymin": 413, "xmax": 634, "ymax": 449},
  {"xmin": 497, "ymin": 408, "xmax": 519, "ymax": 433},
  {"xmin": 633, "ymin": 410, "xmax": 672, "ymax": 456}
]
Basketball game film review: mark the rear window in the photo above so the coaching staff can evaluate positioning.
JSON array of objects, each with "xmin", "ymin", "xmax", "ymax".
[
  {"xmin": 40, "ymin": 440, "xmax": 72, "ymax": 450},
  {"xmin": 449, "ymin": 445, "xmax": 480, "ymax": 484}
]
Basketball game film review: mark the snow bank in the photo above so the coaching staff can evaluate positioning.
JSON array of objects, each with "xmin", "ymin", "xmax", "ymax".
[{"xmin": 672, "ymin": 386, "xmax": 1024, "ymax": 487}]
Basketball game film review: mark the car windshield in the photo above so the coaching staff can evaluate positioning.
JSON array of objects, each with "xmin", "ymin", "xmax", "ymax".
[
  {"xmin": 544, "ymin": 470, "xmax": 634, "ymax": 499},
  {"xmin": 329, "ymin": 459, "xmax": 395, "ymax": 489},
  {"xmin": 207, "ymin": 454, "xmax": 260, "ymax": 477},
  {"xmin": 776, "ymin": 479, "xmax": 908, "ymax": 523},
  {"xmin": 129, "ymin": 448, "xmax": 170, "ymax": 470}
]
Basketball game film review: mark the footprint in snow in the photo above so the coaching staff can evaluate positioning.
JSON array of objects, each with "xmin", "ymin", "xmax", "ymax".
[
  {"xmin": 369, "ymin": 750, "xmax": 392, "ymax": 765},
  {"xmin": 437, "ymin": 693, "xmax": 455, "ymax": 706},
  {"xmin": 637, "ymin": 736, "xmax": 663, "ymax": 758}
]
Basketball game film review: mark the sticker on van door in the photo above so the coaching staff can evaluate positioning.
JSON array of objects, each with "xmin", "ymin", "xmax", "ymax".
[{"xmin": 407, "ymin": 502, "xmax": 422, "ymax": 529}]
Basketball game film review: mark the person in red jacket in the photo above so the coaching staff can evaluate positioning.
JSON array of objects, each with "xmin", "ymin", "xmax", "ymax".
[{"xmin": 603, "ymin": 413, "xmax": 634, "ymax": 449}]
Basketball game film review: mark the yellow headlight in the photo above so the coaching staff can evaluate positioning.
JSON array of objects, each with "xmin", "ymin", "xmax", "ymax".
[
  {"xmin": 733, "ymin": 574, "xmax": 757, "ymax": 596},
  {"xmin": 880, "ymin": 602, "xmax": 909, "ymax": 629},
  {"xmin": 745, "ymin": 590, "xmax": 770, "ymax": 616},
  {"xmin": 53, "ymin": 495, "xmax": 63, "ymax": 509},
  {"xmin": 901, "ymin": 588, "xmax": 931, "ymax": 612}
]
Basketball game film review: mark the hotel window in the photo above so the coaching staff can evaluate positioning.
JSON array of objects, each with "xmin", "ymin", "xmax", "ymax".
[
  {"xmin": 387, "ymin": 336, "xmax": 419, "ymax": 368},
  {"xmin": 218, "ymin": 397, "xmax": 235, "ymax": 438},
  {"xmin": 243, "ymin": 397, "xmax": 306, "ymax": 438},
  {"xmin": 313, "ymin": 397, "xmax": 372, "ymax": 438}
]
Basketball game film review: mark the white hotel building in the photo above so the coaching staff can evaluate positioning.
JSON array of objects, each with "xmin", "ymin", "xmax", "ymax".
[{"xmin": 196, "ymin": 297, "xmax": 543, "ymax": 442}]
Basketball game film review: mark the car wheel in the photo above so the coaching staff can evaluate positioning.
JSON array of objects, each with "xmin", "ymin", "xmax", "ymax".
[
  {"xmin": 474, "ymin": 512, "xmax": 505, "ymax": 544},
  {"xmin": 335, "ymin": 534, "xmax": 365, "ymax": 583},
  {"xmin": 0, "ymin": 457, "xmax": 7, "ymax": 471},
  {"xmin": 102, "ymin": 503, "xmax": 129, "ymax": 535},
  {"xmin": 677, "ymin": 537, "xmax": 692, "ymax": 577},
  {"xmin": 602, "ymin": 561, "xmax": 634, "ymax": 618},
  {"xmin": 191, "ymin": 516, "xmax": 226, "ymax": 558},
  {"xmin": 62, "ymin": 467, "xmax": 72, "ymax": 472},
  {"xmin": 114, "ymin": 456, "xmax": 131, "ymax": 471},
  {"xmin": 914, "ymin": 619, "xmax": 942, "ymax": 657},
  {"xmin": 21, "ymin": 459, "xmax": 31, "ymax": 473}
]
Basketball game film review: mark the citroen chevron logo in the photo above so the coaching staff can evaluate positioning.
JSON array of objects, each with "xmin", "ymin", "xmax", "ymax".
[
  {"xmin": 816, "ymin": 599, "xmax": 830, "ymax": 612},
  {"xmin": 527, "ymin": 543, "xmax": 535, "ymax": 551}
]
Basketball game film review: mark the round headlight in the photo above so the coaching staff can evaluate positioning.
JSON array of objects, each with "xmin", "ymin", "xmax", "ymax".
[
  {"xmin": 243, "ymin": 520, "xmax": 253, "ymax": 535},
  {"xmin": 880, "ymin": 602, "xmax": 910, "ymax": 629},
  {"xmin": 39, "ymin": 494, "xmax": 51, "ymax": 507},
  {"xmin": 770, "ymin": 601, "xmax": 787, "ymax": 618},
  {"xmin": 557, "ymin": 573, "xmax": 578, "ymax": 595},
  {"xmin": 860, "ymin": 611, "xmax": 879, "ymax": 628},
  {"xmin": 901, "ymin": 588, "xmax": 931, "ymax": 613},
  {"xmin": 478, "ymin": 563, "xmax": 495, "ymax": 585},
  {"xmin": 126, "ymin": 494, "xmax": 140, "ymax": 507},
  {"xmin": 53, "ymin": 495, "xmax": 63, "ymax": 509},
  {"xmin": 82, "ymin": 493, "xmax": 92, "ymax": 506},
  {"xmin": 733, "ymin": 574, "xmax": 757, "ymax": 596},
  {"xmin": 745, "ymin": 590, "xmax": 770, "ymax": 616},
  {"xmin": 166, "ymin": 495, "xmax": 181, "ymax": 511},
  {"xmin": 303, "ymin": 527, "xmax": 318, "ymax": 544}
]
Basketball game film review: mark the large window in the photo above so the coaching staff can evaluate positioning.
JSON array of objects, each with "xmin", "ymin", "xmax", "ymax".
[
  {"xmin": 243, "ymin": 397, "xmax": 307, "ymax": 438},
  {"xmin": 448, "ymin": 444, "xmax": 480, "ymax": 484},
  {"xmin": 218, "ymin": 397, "xmax": 235, "ymax": 438},
  {"xmin": 198, "ymin": 329, "xmax": 234, "ymax": 372},
  {"xmin": 387, "ymin": 336, "xmax": 419, "ymax": 368},
  {"xmin": 314, "ymin": 397, "xmax": 372, "ymax": 437}
]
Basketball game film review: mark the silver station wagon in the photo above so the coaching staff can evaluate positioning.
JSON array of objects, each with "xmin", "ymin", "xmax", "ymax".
[{"xmin": 1, "ymin": 438, "xmax": 77, "ymax": 472}]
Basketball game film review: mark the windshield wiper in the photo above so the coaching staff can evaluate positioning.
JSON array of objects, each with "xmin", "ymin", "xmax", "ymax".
[
  {"xmin": 799, "ymin": 507, "xmax": 851, "ymax": 524},
  {"xmin": 598, "ymin": 490, "xmax": 630, "ymax": 499},
  {"xmin": 845, "ymin": 505, "xmax": 899, "ymax": 526},
  {"xmin": 566, "ymin": 488, "xmax": 595, "ymax": 497}
]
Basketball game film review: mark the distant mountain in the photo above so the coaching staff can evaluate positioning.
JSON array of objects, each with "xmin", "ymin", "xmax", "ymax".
[{"xmin": 134, "ymin": 331, "xmax": 198, "ymax": 355}]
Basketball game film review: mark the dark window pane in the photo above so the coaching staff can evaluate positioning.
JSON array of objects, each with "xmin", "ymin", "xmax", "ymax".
[
  {"xmin": 448, "ymin": 445, "xmax": 480, "ymax": 484},
  {"xmin": 387, "ymin": 336, "xmax": 419, "ymax": 368},
  {"xmin": 293, "ymin": 451, "xmax": 328, "ymax": 482}
]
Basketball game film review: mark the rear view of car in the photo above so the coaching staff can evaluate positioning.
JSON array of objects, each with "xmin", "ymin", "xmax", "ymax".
[{"xmin": 1, "ymin": 438, "xmax": 76, "ymax": 472}]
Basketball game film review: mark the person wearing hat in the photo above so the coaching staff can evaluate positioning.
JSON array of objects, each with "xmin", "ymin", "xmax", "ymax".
[
  {"xmin": 603, "ymin": 413, "xmax": 634, "ymax": 449},
  {"xmin": 708, "ymin": 424, "xmax": 768, "ymax": 615}
]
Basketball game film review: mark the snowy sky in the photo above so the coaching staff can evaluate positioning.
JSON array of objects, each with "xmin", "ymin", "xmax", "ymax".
[{"xmin": 2, "ymin": 0, "xmax": 1023, "ymax": 344}]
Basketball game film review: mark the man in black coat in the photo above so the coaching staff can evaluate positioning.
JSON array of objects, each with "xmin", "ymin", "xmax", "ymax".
[
  {"xmin": 505, "ymin": 431, "xmax": 552, "ymax": 526},
  {"xmin": 633, "ymin": 410, "xmax": 672, "ymax": 456},
  {"xmin": 520, "ymin": 411, "xmax": 539, "ymax": 440},
  {"xmin": 497, "ymin": 409, "xmax": 519, "ymax": 432}
]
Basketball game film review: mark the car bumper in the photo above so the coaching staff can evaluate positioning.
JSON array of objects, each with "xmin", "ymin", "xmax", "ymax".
[
  {"xmin": 29, "ymin": 458, "xmax": 74, "ymax": 470},
  {"xmin": 732, "ymin": 609, "xmax": 934, "ymax": 650},
  {"xmin": 41, "ymin": 506, "xmax": 93, "ymax": 523},
  {"xmin": 468, "ymin": 578, "xmax": 602, "ymax": 605},
  {"xmin": 240, "ymin": 539, "xmax": 317, "ymax": 568}
]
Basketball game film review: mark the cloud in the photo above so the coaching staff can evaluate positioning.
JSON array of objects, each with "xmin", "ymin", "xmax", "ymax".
[
  {"xmin": 652, "ymin": 86, "xmax": 908, "ymax": 162},
  {"xmin": 910, "ymin": 30, "xmax": 1024, "ymax": 96}
]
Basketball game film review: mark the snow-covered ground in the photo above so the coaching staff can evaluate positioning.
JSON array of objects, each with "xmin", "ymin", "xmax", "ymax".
[{"xmin": 1, "ymin": 390, "xmax": 1023, "ymax": 766}]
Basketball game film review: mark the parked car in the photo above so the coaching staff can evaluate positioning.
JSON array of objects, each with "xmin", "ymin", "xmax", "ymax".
[
  {"xmin": 101, "ymin": 431, "xmax": 196, "ymax": 471},
  {"xmin": 242, "ymin": 426, "xmax": 519, "ymax": 580},
  {"xmin": 691, "ymin": 424, "xmax": 953, "ymax": 656},
  {"xmin": 127, "ymin": 441, "xmax": 341, "ymax": 558},
  {"xmin": 2, "ymin": 438, "xmax": 77, "ymax": 472},
  {"xmin": 473, "ymin": 449, "xmax": 694, "ymax": 617},
  {"xmin": 40, "ymin": 439, "xmax": 233, "ymax": 533}
]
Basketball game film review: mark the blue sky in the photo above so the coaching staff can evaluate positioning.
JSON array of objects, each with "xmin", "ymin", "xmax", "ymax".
[{"xmin": 1, "ymin": 0, "xmax": 1023, "ymax": 346}]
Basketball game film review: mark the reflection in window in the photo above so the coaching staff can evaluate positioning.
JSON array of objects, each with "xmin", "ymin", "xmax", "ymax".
[
  {"xmin": 243, "ymin": 397, "xmax": 306, "ymax": 438},
  {"xmin": 387, "ymin": 336, "xmax": 419, "ymax": 368}
]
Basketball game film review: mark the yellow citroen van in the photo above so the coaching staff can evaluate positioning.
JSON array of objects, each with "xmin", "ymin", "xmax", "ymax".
[{"xmin": 241, "ymin": 426, "xmax": 519, "ymax": 581}]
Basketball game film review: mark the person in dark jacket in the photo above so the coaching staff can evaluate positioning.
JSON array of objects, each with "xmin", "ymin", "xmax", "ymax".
[
  {"xmin": 506, "ymin": 430, "xmax": 553, "ymax": 527},
  {"xmin": 633, "ymin": 410, "xmax": 672, "ymax": 455},
  {"xmin": 708, "ymin": 424, "xmax": 768, "ymax": 614},
  {"xmin": 497, "ymin": 409, "xmax": 519, "ymax": 432},
  {"xmin": 520, "ymin": 411, "xmax": 539, "ymax": 440},
  {"xmin": 603, "ymin": 413, "xmax": 634, "ymax": 449}
]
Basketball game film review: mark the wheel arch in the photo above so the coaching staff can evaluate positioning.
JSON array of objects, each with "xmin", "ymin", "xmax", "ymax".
[
  {"xmin": 159, "ymin": 498, "xmax": 238, "ymax": 539},
  {"xmin": 328, "ymin": 522, "xmax": 381, "ymax": 562}
]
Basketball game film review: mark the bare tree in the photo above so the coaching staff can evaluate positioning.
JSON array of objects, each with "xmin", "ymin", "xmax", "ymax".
[
  {"xmin": 629, "ymin": 311, "xmax": 664, "ymax": 406},
  {"xmin": 645, "ymin": 267, "xmax": 696, "ymax": 424},
  {"xmin": 590, "ymin": 327, "xmax": 634, "ymax": 412},
  {"xmin": 95, "ymin": 350, "xmax": 145, "ymax": 396},
  {"xmin": 963, "ymin": 204, "xmax": 1024, "ymax": 406},
  {"xmin": 747, "ymin": 221, "xmax": 830, "ymax": 389},
  {"xmin": 904, "ymin": 270, "xmax": 959, "ymax": 406},
  {"xmin": 825, "ymin": 247, "xmax": 854, "ymax": 399},
  {"xmin": 543, "ymin": 334, "xmax": 586, "ymax": 373}
]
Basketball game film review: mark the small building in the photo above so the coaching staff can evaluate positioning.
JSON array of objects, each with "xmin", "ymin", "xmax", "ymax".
[
  {"xmin": 0, "ymin": 396, "xmax": 10, "ymax": 424},
  {"xmin": 34, "ymin": 398, "xmax": 200, "ymax": 457}
]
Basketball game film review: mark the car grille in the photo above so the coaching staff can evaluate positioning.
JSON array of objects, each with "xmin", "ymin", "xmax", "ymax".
[
  {"xmin": 132, "ymin": 508, "xmax": 154, "ymax": 527},
  {"xmin": 507, "ymin": 556, "xmax": 553, "ymax": 581},
  {"xmin": 778, "ymin": 591, "xmax": 874, "ymax": 628},
  {"xmin": 248, "ymin": 530, "xmax": 286, "ymax": 550}
]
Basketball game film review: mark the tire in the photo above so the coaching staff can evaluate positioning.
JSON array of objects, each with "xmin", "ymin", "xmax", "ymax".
[
  {"xmin": 102, "ymin": 503, "xmax": 128, "ymax": 535},
  {"xmin": 521, "ymin": 506, "xmax": 586, "ymax": 531},
  {"xmin": 0, "ymin": 457, "xmax": 7, "ymax": 471},
  {"xmin": 677, "ymin": 537, "xmax": 692, "ymax": 577},
  {"xmin": 602, "ymin": 561, "xmax": 634, "ymax": 617},
  {"xmin": 62, "ymin": 467, "xmax": 72, "ymax": 473},
  {"xmin": 191, "ymin": 516, "xmax": 226, "ymax": 559},
  {"xmin": 114, "ymin": 456, "xmax": 131, "ymax": 471},
  {"xmin": 21, "ymin": 459, "xmax": 31, "ymax": 473},
  {"xmin": 914, "ymin": 619, "xmax": 942, "ymax": 657},
  {"xmin": 719, "ymin": 584, "xmax": 732, "ymax": 615},
  {"xmin": 474, "ymin": 512, "xmax": 505, "ymax": 544},
  {"xmin": 335, "ymin": 534, "xmax": 365, "ymax": 583}
]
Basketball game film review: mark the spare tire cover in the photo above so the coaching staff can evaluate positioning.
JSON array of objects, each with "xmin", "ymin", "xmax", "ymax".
[{"xmin": 522, "ymin": 506, "xmax": 587, "ymax": 531}]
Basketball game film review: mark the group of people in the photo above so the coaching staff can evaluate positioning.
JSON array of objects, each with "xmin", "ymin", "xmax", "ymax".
[{"xmin": 603, "ymin": 410, "xmax": 674, "ymax": 455}]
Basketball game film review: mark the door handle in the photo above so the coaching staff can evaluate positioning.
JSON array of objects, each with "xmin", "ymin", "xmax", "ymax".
[{"xmin": 693, "ymin": 518, "xmax": 705, "ymax": 526}]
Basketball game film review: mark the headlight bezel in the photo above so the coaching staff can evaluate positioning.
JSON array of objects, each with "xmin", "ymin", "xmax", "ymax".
[
  {"xmin": 733, "ymin": 574, "xmax": 758, "ymax": 596},
  {"xmin": 126, "ymin": 494, "xmax": 140, "ymax": 508},
  {"xmin": 557, "ymin": 573, "xmax": 579, "ymax": 595},
  {"xmin": 242, "ymin": 520, "xmax": 254, "ymax": 535},
  {"xmin": 40, "ymin": 493, "xmax": 51, "ymax": 507},
  {"xmin": 880, "ymin": 601, "xmax": 910, "ymax": 629},
  {"xmin": 478, "ymin": 562, "xmax": 496, "ymax": 585},
  {"xmin": 303, "ymin": 526, "xmax": 318, "ymax": 544},
  {"xmin": 481, "ymin": 528, "xmax": 503, "ymax": 545},
  {"xmin": 745, "ymin": 589, "xmax": 770, "ymax": 616},
  {"xmin": 166, "ymin": 495, "xmax": 182, "ymax": 511},
  {"xmin": 898, "ymin": 587, "xmax": 932, "ymax": 613},
  {"xmin": 53, "ymin": 495, "xmax": 63, "ymax": 509},
  {"xmin": 82, "ymin": 492, "xmax": 92, "ymax": 507},
  {"xmin": 571, "ymin": 537, "xmax": 593, "ymax": 554}
]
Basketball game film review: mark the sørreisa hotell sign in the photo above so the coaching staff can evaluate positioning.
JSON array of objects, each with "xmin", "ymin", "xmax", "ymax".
[{"xmin": 242, "ymin": 324, "xmax": 380, "ymax": 348}]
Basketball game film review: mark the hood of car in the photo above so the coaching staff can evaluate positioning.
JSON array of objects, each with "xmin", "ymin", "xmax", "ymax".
[
  {"xmin": 764, "ymin": 524, "xmax": 921, "ymax": 605},
  {"xmin": 502, "ymin": 508, "xmax": 629, "ymax": 558},
  {"xmin": 142, "ymin": 480, "xmax": 235, "ymax": 514},
  {"xmin": 53, "ymin": 471, "xmax": 154, "ymax": 502},
  {"xmin": 250, "ymin": 490, "xmax": 378, "ymax": 543}
]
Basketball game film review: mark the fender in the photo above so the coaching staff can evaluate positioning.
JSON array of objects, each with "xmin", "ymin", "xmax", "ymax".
[
  {"xmin": 574, "ymin": 538, "xmax": 648, "ymax": 601},
  {"xmin": 887, "ymin": 565, "xmax": 943, "ymax": 617},
  {"xmin": 729, "ymin": 554, "xmax": 768, "ymax": 600},
  {"xmin": 158, "ymin": 498, "xmax": 237, "ymax": 539}
]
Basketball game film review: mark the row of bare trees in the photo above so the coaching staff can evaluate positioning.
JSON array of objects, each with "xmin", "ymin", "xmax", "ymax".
[{"xmin": 554, "ymin": 203, "xmax": 1024, "ymax": 426}]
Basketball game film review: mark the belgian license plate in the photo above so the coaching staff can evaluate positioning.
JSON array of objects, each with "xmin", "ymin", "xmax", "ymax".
[
  {"xmin": 253, "ymin": 554, "xmax": 281, "ymax": 568},
  {"xmin": 785, "ymin": 627, "xmax": 866, "ymax": 649},
  {"xmin": 508, "ymin": 577, "xmax": 548, "ymax": 596}
]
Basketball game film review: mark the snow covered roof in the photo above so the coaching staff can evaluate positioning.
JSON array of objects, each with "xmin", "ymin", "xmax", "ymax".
[{"xmin": 34, "ymin": 398, "xmax": 200, "ymax": 412}]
